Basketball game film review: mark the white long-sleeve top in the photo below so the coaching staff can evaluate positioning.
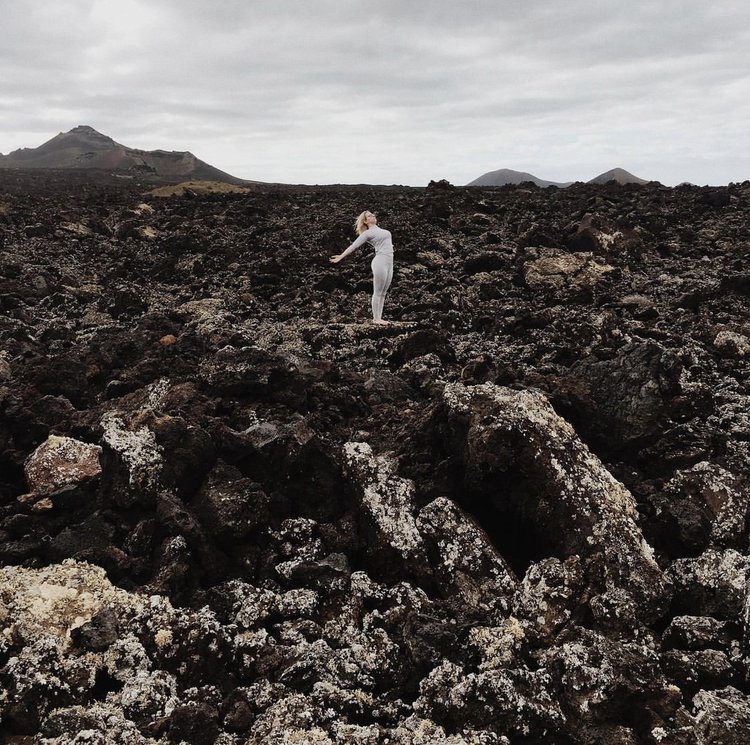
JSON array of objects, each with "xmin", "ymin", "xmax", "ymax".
[{"xmin": 341, "ymin": 226, "xmax": 394, "ymax": 257}]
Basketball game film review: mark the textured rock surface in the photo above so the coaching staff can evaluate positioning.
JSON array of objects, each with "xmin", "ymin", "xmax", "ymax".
[
  {"xmin": 441, "ymin": 382, "xmax": 669, "ymax": 624},
  {"xmin": 1, "ymin": 171, "xmax": 750, "ymax": 742},
  {"xmin": 342, "ymin": 441, "xmax": 426, "ymax": 561},
  {"xmin": 23, "ymin": 435, "xmax": 103, "ymax": 497}
]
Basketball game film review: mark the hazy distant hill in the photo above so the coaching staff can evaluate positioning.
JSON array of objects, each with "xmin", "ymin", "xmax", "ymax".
[
  {"xmin": 587, "ymin": 168, "xmax": 649, "ymax": 185},
  {"xmin": 468, "ymin": 166, "xmax": 651, "ymax": 188},
  {"xmin": 467, "ymin": 168, "xmax": 571, "ymax": 187},
  {"xmin": 0, "ymin": 125, "xmax": 245, "ymax": 184}
]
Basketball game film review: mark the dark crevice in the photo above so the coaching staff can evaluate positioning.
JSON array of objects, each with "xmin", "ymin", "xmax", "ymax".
[
  {"xmin": 90, "ymin": 666, "xmax": 125, "ymax": 701},
  {"xmin": 457, "ymin": 482, "xmax": 561, "ymax": 579}
]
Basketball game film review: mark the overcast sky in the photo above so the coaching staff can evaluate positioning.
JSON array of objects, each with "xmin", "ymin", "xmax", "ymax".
[{"xmin": 1, "ymin": 0, "xmax": 748, "ymax": 185}]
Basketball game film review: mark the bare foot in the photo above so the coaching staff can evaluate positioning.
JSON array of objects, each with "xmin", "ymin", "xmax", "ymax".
[{"xmin": 371, "ymin": 319, "xmax": 390, "ymax": 325}]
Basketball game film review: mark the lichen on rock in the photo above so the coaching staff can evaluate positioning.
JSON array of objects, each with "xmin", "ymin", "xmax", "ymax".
[
  {"xmin": 24, "ymin": 434, "xmax": 103, "ymax": 497},
  {"xmin": 342, "ymin": 441, "xmax": 426, "ymax": 561}
]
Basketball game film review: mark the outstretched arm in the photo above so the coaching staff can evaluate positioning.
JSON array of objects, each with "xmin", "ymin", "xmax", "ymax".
[{"xmin": 330, "ymin": 230, "xmax": 371, "ymax": 263}]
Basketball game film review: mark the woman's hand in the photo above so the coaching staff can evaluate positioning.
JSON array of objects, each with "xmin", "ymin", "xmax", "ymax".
[{"xmin": 329, "ymin": 254, "xmax": 343, "ymax": 263}]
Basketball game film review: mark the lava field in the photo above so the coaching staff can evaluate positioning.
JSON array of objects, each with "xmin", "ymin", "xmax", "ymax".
[{"xmin": 1, "ymin": 168, "xmax": 750, "ymax": 744}]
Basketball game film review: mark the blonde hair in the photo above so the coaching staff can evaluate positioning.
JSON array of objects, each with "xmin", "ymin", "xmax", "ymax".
[{"xmin": 354, "ymin": 211, "xmax": 370, "ymax": 235}]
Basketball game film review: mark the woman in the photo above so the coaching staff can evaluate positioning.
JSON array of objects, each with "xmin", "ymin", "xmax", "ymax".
[{"xmin": 330, "ymin": 210, "xmax": 394, "ymax": 325}]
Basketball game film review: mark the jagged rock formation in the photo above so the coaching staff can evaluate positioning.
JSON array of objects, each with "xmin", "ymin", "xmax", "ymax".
[
  {"xmin": 0, "ymin": 126, "xmax": 246, "ymax": 184},
  {"xmin": 1, "ymin": 169, "xmax": 749, "ymax": 743}
]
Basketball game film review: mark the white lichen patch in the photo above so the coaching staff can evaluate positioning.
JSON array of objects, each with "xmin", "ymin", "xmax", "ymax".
[
  {"xmin": 119, "ymin": 668, "xmax": 178, "ymax": 721},
  {"xmin": 100, "ymin": 411, "xmax": 163, "ymax": 490},
  {"xmin": 668, "ymin": 549, "xmax": 750, "ymax": 616},
  {"xmin": 714, "ymin": 330, "xmax": 750, "ymax": 357},
  {"xmin": 417, "ymin": 496, "xmax": 516, "ymax": 602},
  {"xmin": 133, "ymin": 202, "xmax": 155, "ymax": 215},
  {"xmin": 177, "ymin": 297, "xmax": 225, "ymax": 319},
  {"xmin": 598, "ymin": 230, "xmax": 623, "ymax": 249},
  {"xmin": 139, "ymin": 226, "xmax": 158, "ymax": 240},
  {"xmin": 38, "ymin": 702, "xmax": 156, "ymax": 745},
  {"xmin": 391, "ymin": 714, "xmax": 499, "ymax": 744},
  {"xmin": 343, "ymin": 442, "xmax": 425, "ymax": 557},
  {"xmin": 275, "ymin": 589, "xmax": 320, "ymax": 619},
  {"xmin": 0, "ymin": 560, "xmax": 144, "ymax": 647},
  {"xmin": 469, "ymin": 619, "xmax": 525, "ymax": 670},
  {"xmin": 154, "ymin": 628, "xmax": 173, "ymax": 648},
  {"xmin": 0, "ymin": 350, "xmax": 11, "ymax": 381},
  {"xmin": 522, "ymin": 249, "xmax": 616, "ymax": 291},
  {"xmin": 145, "ymin": 377, "xmax": 171, "ymax": 408}
]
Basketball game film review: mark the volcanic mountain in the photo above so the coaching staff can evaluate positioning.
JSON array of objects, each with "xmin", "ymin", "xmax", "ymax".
[
  {"xmin": 466, "ymin": 168, "xmax": 571, "ymax": 188},
  {"xmin": 587, "ymin": 167, "xmax": 649, "ymax": 185},
  {"xmin": 468, "ymin": 166, "xmax": 651, "ymax": 188},
  {"xmin": 0, "ymin": 125, "xmax": 245, "ymax": 183}
]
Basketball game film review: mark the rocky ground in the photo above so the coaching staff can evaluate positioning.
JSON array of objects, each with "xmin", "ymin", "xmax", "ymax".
[{"xmin": 1, "ymin": 168, "xmax": 749, "ymax": 744}]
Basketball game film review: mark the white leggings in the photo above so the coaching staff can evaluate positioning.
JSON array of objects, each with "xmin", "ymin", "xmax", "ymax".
[{"xmin": 371, "ymin": 254, "xmax": 393, "ymax": 322}]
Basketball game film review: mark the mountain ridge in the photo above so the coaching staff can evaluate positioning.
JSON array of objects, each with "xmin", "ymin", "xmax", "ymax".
[
  {"xmin": 0, "ymin": 125, "xmax": 246, "ymax": 184},
  {"xmin": 0, "ymin": 128, "xmax": 654, "ymax": 187}
]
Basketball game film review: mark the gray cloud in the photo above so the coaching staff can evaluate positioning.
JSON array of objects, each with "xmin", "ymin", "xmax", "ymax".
[{"xmin": 1, "ymin": 0, "xmax": 748, "ymax": 184}]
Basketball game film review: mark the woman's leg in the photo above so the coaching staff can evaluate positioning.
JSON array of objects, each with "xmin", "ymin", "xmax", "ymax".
[{"xmin": 371, "ymin": 255, "xmax": 392, "ymax": 322}]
